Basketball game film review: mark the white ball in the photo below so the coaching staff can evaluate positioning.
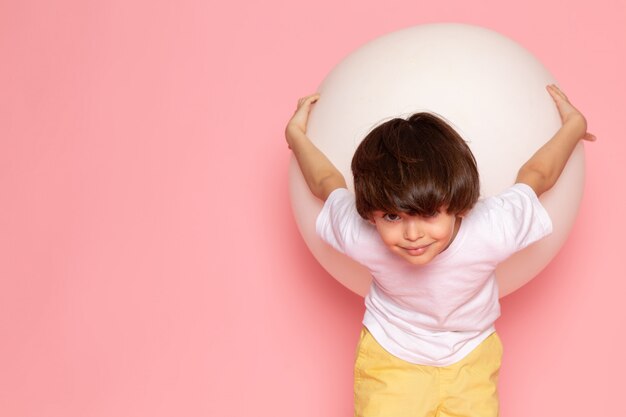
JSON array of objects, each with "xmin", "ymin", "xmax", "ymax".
[{"xmin": 289, "ymin": 23, "xmax": 584, "ymax": 297}]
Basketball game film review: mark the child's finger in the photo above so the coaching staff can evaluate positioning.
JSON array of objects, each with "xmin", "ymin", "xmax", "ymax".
[
  {"xmin": 546, "ymin": 84, "xmax": 561, "ymax": 95},
  {"xmin": 583, "ymin": 132, "xmax": 597, "ymax": 141},
  {"xmin": 547, "ymin": 84, "xmax": 569, "ymax": 102},
  {"xmin": 304, "ymin": 93, "xmax": 320, "ymax": 105},
  {"xmin": 546, "ymin": 85, "xmax": 559, "ymax": 98},
  {"xmin": 297, "ymin": 93, "xmax": 320, "ymax": 109}
]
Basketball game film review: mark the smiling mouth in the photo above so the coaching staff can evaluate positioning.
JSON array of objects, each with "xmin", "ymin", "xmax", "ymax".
[{"xmin": 402, "ymin": 242, "xmax": 433, "ymax": 255}]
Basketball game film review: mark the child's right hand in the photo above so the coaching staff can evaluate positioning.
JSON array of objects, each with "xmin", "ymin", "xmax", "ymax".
[
  {"xmin": 546, "ymin": 84, "xmax": 596, "ymax": 142},
  {"xmin": 285, "ymin": 93, "xmax": 320, "ymax": 149},
  {"xmin": 283, "ymin": 93, "xmax": 347, "ymax": 200}
]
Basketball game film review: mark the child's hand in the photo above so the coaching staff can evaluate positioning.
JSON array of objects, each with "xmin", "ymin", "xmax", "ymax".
[
  {"xmin": 546, "ymin": 84, "xmax": 596, "ymax": 142},
  {"xmin": 285, "ymin": 93, "xmax": 320, "ymax": 148},
  {"xmin": 283, "ymin": 93, "xmax": 347, "ymax": 199},
  {"xmin": 518, "ymin": 85, "xmax": 596, "ymax": 196}
]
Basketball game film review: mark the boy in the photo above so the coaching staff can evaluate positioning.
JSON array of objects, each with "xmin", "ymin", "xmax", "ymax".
[{"xmin": 285, "ymin": 85, "xmax": 595, "ymax": 417}]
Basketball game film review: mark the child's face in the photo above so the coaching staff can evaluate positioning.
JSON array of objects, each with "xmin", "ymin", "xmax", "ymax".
[{"xmin": 368, "ymin": 208, "xmax": 462, "ymax": 265}]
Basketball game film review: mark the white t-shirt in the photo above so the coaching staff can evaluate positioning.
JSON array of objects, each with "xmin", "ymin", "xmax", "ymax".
[{"xmin": 316, "ymin": 183, "xmax": 553, "ymax": 366}]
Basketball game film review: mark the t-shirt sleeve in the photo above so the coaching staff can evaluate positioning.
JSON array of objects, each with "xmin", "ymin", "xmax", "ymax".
[
  {"xmin": 481, "ymin": 183, "xmax": 553, "ymax": 259},
  {"xmin": 315, "ymin": 188, "xmax": 364, "ymax": 254}
]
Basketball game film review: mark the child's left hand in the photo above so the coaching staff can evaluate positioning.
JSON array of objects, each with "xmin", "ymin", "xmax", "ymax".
[{"xmin": 546, "ymin": 84, "xmax": 596, "ymax": 142}]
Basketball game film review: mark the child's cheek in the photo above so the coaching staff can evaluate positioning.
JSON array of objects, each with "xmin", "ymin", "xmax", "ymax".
[{"xmin": 433, "ymin": 223, "xmax": 454, "ymax": 240}]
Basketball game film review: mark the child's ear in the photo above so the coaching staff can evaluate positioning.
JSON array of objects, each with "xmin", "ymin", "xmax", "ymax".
[{"xmin": 367, "ymin": 215, "xmax": 376, "ymax": 225}]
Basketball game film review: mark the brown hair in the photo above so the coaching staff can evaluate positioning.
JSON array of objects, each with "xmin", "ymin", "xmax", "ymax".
[{"xmin": 351, "ymin": 113, "xmax": 480, "ymax": 219}]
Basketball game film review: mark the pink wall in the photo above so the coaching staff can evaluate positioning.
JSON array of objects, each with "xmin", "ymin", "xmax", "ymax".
[{"xmin": 1, "ymin": 0, "xmax": 624, "ymax": 416}]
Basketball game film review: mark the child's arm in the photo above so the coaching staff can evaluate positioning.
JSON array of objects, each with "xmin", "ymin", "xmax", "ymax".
[
  {"xmin": 285, "ymin": 94, "xmax": 347, "ymax": 201},
  {"xmin": 516, "ymin": 84, "xmax": 596, "ymax": 197}
]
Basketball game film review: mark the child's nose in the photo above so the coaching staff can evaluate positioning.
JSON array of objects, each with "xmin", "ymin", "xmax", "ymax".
[{"xmin": 403, "ymin": 219, "xmax": 424, "ymax": 241}]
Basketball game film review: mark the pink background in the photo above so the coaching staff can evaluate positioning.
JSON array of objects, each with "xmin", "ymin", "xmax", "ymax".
[{"xmin": 1, "ymin": 0, "xmax": 624, "ymax": 416}]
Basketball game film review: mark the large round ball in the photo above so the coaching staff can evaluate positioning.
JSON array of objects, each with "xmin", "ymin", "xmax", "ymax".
[{"xmin": 289, "ymin": 23, "xmax": 585, "ymax": 298}]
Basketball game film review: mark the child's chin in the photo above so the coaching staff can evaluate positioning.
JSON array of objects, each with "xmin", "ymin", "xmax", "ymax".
[
  {"xmin": 398, "ymin": 252, "xmax": 435, "ymax": 266},
  {"xmin": 405, "ymin": 258, "xmax": 432, "ymax": 266}
]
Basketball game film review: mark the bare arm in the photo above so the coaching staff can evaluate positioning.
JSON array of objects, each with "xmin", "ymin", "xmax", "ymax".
[
  {"xmin": 285, "ymin": 94, "xmax": 347, "ymax": 201},
  {"xmin": 516, "ymin": 84, "xmax": 596, "ymax": 197}
]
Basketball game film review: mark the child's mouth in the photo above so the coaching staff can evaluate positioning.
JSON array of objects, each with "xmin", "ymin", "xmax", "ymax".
[{"xmin": 403, "ymin": 243, "xmax": 433, "ymax": 255}]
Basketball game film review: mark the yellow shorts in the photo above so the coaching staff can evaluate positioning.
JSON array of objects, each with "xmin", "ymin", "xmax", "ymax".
[{"xmin": 354, "ymin": 327, "xmax": 502, "ymax": 417}]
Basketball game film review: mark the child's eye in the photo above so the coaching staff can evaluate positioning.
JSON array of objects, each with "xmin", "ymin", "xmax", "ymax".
[{"xmin": 383, "ymin": 213, "xmax": 401, "ymax": 222}]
